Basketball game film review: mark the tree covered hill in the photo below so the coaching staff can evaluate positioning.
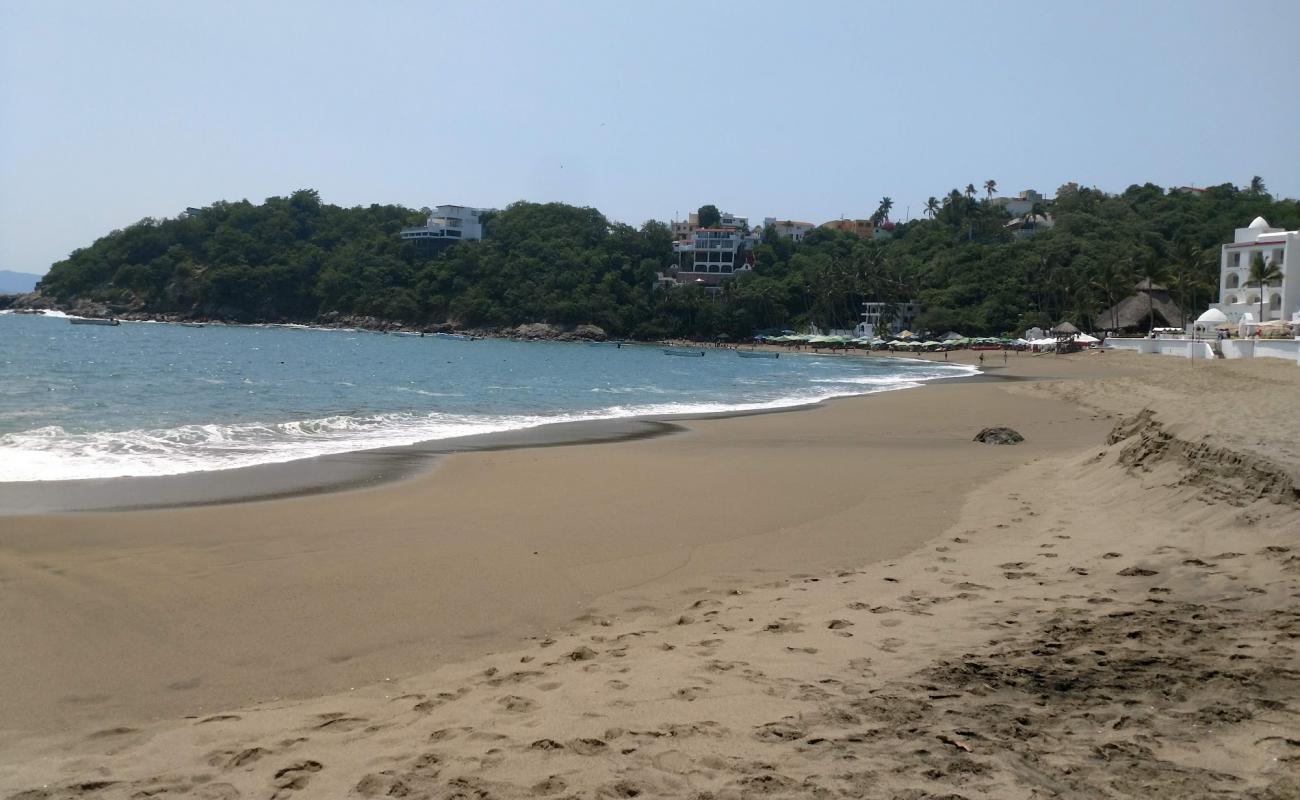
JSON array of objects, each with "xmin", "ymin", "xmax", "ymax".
[{"xmin": 34, "ymin": 183, "xmax": 1299, "ymax": 338}]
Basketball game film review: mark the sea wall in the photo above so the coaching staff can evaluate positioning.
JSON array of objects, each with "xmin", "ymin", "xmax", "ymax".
[{"xmin": 1107, "ymin": 337, "xmax": 1300, "ymax": 365}]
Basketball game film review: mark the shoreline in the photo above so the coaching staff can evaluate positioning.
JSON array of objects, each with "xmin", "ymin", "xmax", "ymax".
[
  {"xmin": 3, "ymin": 350, "xmax": 1296, "ymax": 797},
  {"xmin": 0, "ymin": 359, "xmax": 985, "ymax": 515},
  {"xmin": 0, "ymin": 351, "xmax": 1113, "ymax": 742}
]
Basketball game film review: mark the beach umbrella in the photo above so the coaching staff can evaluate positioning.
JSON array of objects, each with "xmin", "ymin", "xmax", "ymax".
[{"xmin": 896, "ymin": 330, "xmax": 915, "ymax": 339}]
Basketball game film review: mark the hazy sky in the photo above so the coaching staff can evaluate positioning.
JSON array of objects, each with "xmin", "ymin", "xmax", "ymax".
[{"xmin": 3, "ymin": 0, "xmax": 1298, "ymax": 275}]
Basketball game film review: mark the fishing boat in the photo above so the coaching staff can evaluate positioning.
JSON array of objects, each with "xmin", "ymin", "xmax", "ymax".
[
  {"xmin": 434, "ymin": 332, "xmax": 473, "ymax": 341},
  {"xmin": 737, "ymin": 350, "xmax": 779, "ymax": 359},
  {"xmin": 662, "ymin": 348, "xmax": 705, "ymax": 357},
  {"xmin": 69, "ymin": 317, "xmax": 120, "ymax": 326}
]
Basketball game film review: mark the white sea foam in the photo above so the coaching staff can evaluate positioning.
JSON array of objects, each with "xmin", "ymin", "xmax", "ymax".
[{"xmin": 0, "ymin": 364, "xmax": 975, "ymax": 483}]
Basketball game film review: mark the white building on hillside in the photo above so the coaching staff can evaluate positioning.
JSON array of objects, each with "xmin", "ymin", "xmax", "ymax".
[
  {"xmin": 855, "ymin": 301, "xmax": 922, "ymax": 338},
  {"xmin": 657, "ymin": 211, "xmax": 762, "ymax": 294},
  {"xmin": 672, "ymin": 210, "xmax": 750, "ymax": 244},
  {"xmin": 400, "ymin": 205, "xmax": 488, "ymax": 243},
  {"xmin": 990, "ymin": 189, "xmax": 1047, "ymax": 218},
  {"xmin": 1210, "ymin": 216, "xmax": 1298, "ymax": 324},
  {"xmin": 763, "ymin": 218, "xmax": 816, "ymax": 241}
]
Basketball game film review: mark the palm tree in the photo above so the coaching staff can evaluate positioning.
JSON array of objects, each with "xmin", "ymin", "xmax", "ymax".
[
  {"xmin": 964, "ymin": 183, "xmax": 977, "ymax": 199},
  {"xmin": 1245, "ymin": 251, "xmax": 1283, "ymax": 325},
  {"xmin": 1171, "ymin": 238, "xmax": 1211, "ymax": 320},
  {"xmin": 1248, "ymin": 175, "xmax": 1267, "ymax": 195},
  {"xmin": 1091, "ymin": 262, "xmax": 1134, "ymax": 332},
  {"xmin": 875, "ymin": 196, "xmax": 894, "ymax": 225},
  {"xmin": 924, "ymin": 197, "xmax": 940, "ymax": 218},
  {"xmin": 984, "ymin": 179, "xmax": 997, "ymax": 200},
  {"xmin": 1135, "ymin": 253, "xmax": 1172, "ymax": 333}
]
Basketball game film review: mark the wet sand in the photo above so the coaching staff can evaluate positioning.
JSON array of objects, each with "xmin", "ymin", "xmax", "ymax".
[{"xmin": 2, "ymin": 350, "xmax": 1297, "ymax": 798}]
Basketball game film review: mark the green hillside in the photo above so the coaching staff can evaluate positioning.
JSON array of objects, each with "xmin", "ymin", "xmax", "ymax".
[{"xmin": 37, "ymin": 182, "xmax": 1298, "ymax": 338}]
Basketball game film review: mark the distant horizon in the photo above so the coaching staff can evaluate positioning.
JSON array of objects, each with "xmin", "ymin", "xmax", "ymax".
[{"xmin": 4, "ymin": 0, "xmax": 1299, "ymax": 276}]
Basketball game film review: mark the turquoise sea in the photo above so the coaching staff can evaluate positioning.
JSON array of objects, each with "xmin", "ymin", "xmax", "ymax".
[{"xmin": 0, "ymin": 313, "xmax": 975, "ymax": 482}]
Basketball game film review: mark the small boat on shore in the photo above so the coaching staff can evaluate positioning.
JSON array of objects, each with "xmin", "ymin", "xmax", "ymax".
[
  {"xmin": 662, "ymin": 348, "xmax": 705, "ymax": 357},
  {"xmin": 737, "ymin": 351, "xmax": 779, "ymax": 359},
  {"xmin": 434, "ymin": 332, "xmax": 473, "ymax": 341},
  {"xmin": 70, "ymin": 317, "xmax": 120, "ymax": 326}
]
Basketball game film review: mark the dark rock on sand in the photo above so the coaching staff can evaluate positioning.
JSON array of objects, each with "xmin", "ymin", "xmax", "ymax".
[{"xmin": 973, "ymin": 427, "xmax": 1024, "ymax": 445}]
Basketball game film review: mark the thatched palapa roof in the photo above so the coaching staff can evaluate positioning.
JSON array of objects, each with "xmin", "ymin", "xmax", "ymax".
[{"xmin": 1097, "ymin": 281, "xmax": 1186, "ymax": 332}]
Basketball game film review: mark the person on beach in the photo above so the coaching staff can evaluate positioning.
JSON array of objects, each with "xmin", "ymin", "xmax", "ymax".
[{"xmin": 979, "ymin": 352, "xmax": 985, "ymax": 365}]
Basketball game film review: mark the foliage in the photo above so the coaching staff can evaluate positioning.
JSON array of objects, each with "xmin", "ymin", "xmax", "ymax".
[
  {"xmin": 696, "ymin": 204, "xmax": 721, "ymax": 229},
  {"xmin": 39, "ymin": 181, "xmax": 1300, "ymax": 338}
]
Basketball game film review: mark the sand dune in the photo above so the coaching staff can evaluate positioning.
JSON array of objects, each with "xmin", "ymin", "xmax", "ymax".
[{"xmin": 2, "ymin": 351, "xmax": 1298, "ymax": 798}]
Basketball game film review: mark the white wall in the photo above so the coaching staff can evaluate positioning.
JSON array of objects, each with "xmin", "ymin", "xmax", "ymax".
[{"xmin": 1110, "ymin": 337, "xmax": 1300, "ymax": 365}]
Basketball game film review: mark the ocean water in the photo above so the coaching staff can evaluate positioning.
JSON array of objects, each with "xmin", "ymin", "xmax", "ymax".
[{"xmin": 0, "ymin": 314, "xmax": 975, "ymax": 482}]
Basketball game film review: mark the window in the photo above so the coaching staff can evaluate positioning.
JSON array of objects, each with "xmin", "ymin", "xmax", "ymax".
[
  {"xmin": 1225, "ymin": 295, "xmax": 1238, "ymax": 304},
  {"xmin": 1270, "ymin": 294, "xmax": 1281, "ymax": 310},
  {"xmin": 1272, "ymin": 249, "xmax": 1284, "ymax": 266},
  {"xmin": 1231, "ymin": 252, "xmax": 1241, "ymax": 267},
  {"xmin": 1226, "ymin": 273, "xmax": 1239, "ymax": 289}
]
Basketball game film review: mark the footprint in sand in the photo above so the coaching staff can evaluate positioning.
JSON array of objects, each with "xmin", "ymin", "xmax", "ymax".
[
  {"xmin": 498, "ymin": 695, "xmax": 539, "ymax": 713},
  {"xmin": 762, "ymin": 619, "xmax": 803, "ymax": 633},
  {"xmin": 485, "ymin": 670, "xmax": 543, "ymax": 687},
  {"xmin": 532, "ymin": 776, "xmax": 569, "ymax": 795},
  {"xmin": 753, "ymin": 720, "xmax": 806, "ymax": 742},
  {"xmin": 413, "ymin": 688, "xmax": 470, "ymax": 713},
  {"xmin": 1117, "ymin": 566, "xmax": 1158, "ymax": 576},
  {"xmin": 270, "ymin": 760, "xmax": 322, "ymax": 798},
  {"xmin": 674, "ymin": 686, "xmax": 705, "ymax": 701},
  {"xmin": 567, "ymin": 646, "xmax": 599, "ymax": 661},
  {"xmin": 566, "ymin": 737, "xmax": 609, "ymax": 755},
  {"xmin": 207, "ymin": 746, "xmax": 271, "ymax": 770},
  {"xmin": 313, "ymin": 713, "xmax": 367, "ymax": 731},
  {"xmin": 87, "ymin": 726, "xmax": 138, "ymax": 739}
]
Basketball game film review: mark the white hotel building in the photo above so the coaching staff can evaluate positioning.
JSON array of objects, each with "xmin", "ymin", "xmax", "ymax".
[
  {"xmin": 1212, "ymin": 216, "xmax": 1299, "ymax": 324},
  {"xmin": 400, "ymin": 205, "xmax": 488, "ymax": 243}
]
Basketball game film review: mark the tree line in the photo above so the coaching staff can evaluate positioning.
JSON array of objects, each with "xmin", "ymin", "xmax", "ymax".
[{"xmin": 36, "ymin": 181, "xmax": 1299, "ymax": 338}]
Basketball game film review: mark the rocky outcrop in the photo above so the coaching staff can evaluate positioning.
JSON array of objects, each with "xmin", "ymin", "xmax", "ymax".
[
  {"xmin": 0, "ymin": 291, "xmax": 57, "ymax": 311},
  {"xmin": 507, "ymin": 323, "xmax": 606, "ymax": 341},
  {"xmin": 1108, "ymin": 409, "xmax": 1299, "ymax": 507}
]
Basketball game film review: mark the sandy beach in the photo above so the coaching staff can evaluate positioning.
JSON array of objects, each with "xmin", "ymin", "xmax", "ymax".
[{"xmin": 2, "ymin": 350, "xmax": 1297, "ymax": 799}]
